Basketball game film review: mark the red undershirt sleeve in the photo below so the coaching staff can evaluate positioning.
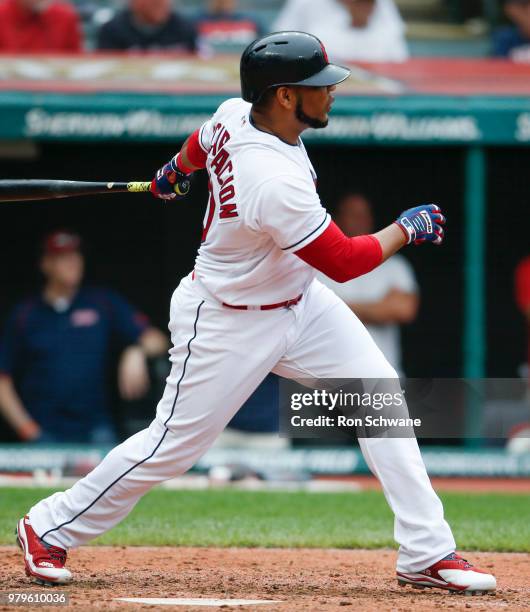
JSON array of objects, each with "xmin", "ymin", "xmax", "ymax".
[
  {"xmin": 176, "ymin": 129, "xmax": 208, "ymax": 173},
  {"xmin": 295, "ymin": 220, "xmax": 383, "ymax": 283},
  {"xmin": 186, "ymin": 129, "xmax": 208, "ymax": 168}
]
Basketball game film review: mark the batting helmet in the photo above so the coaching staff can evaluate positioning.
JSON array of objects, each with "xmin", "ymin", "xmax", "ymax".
[{"xmin": 240, "ymin": 31, "xmax": 351, "ymax": 104}]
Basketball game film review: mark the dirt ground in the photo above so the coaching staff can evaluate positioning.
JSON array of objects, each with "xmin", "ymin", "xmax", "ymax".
[
  {"xmin": 324, "ymin": 475, "xmax": 530, "ymax": 494},
  {"xmin": 2, "ymin": 546, "xmax": 529, "ymax": 612}
]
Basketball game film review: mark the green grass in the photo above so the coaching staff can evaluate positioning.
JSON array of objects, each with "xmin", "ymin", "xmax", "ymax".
[{"xmin": 1, "ymin": 487, "xmax": 529, "ymax": 552}]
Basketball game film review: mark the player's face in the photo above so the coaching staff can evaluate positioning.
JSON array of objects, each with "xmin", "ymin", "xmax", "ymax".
[
  {"xmin": 131, "ymin": 0, "xmax": 171, "ymax": 25},
  {"xmin": 294, "ymin": 85, "xmax": 336, "ymax": 130},
  {"xmin": 209, "ymin": 0, "xmax": 236, "ymax": 13},
  {"xmin": 41, "ymin": 251, "xmax": 84, "ymax": 289},
  {"xmin": 335, "ymin": 195, "xmax": 374, "ymax": 237},
  {"xmin": 340, "ymin": 0, "xmax": 376, "ymax": 28}
]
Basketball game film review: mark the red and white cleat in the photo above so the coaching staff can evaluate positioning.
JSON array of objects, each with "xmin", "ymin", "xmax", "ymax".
[
  {"xmin": 16, "ymin": 515, "xmax": 72, "ymax": 586},
  {"xmin": 397, "ymin": 552, "xmax": 496, "ymax": 595}
]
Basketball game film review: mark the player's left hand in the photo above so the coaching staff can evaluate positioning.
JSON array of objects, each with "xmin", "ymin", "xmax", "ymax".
[
  {"xmin": 395, "ymin": 204, "xmax": 446, "ymax": 246},
  {"xmin": 150, "ymin": 156, "xmax": 191, "ymax": 201}
]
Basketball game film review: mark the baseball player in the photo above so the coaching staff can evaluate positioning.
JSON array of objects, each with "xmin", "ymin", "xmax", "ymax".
[{"xmin": 16, "ymin": 31, "xmax": 496, "ymax": 595}]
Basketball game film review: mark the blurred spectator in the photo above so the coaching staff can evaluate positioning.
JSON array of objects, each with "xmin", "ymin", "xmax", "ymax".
[
  {"xmin": 0, "ymin": 231, "xmax": 169, "ymax": 444},
  {"xmin": 97, "ymin": 0, "xmax": 197, "ymax": 52},
  {"xmin": 515, "ymin": 255, "xmax": 530, "ymax": 379},
  {"xmin": 195, "ymin": 0, "xmax": 263, "ymax": 52},
  {"xmin": 317, "ymin": 194, "xmax": 418, "ymax": 374},
  {"xmin": 0, "ymin": 0, "xmax": 82, "ymax": 53},
  {"xmin": 273, "ymin": 0, "xmax": 408, "ymax": 62},
  {"xmin": 505, "ymin": 255, "xmax": 530, "ymax": 453},
  {"xmin": 493, "ymin": 0, "xmax": 530, "ymax": 61}
]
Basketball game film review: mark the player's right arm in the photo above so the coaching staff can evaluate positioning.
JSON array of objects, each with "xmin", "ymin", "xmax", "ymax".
[
  {"xmin": 295, "ymin": 205, "xmax": 445, "ymax": 283},
  {"xmin": 254, "ymin": 172, "xmax": 445, "ymax": 283},
  {"xmin": 296, "ymin": 204, "xmax": 445, "ymax": 283},
  {"xmin": 293, "ymin": 221, "xmax": 396, "ymax": 283}
]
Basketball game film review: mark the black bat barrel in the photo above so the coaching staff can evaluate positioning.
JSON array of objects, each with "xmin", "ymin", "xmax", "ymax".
[{"xmin": 0, "ymin": 180, "xmax": 130, "ymax": 202}]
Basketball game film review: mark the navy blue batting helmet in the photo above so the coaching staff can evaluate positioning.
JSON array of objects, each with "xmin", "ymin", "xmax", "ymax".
[{"xmin": 240, "ymin": 31, "xmax": 351, "ymax": 103}]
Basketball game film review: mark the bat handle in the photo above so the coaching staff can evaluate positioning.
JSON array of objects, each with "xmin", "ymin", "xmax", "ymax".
[{"xmin": 126, "ymin": 181, "xmax": 152, "ymax": 193}]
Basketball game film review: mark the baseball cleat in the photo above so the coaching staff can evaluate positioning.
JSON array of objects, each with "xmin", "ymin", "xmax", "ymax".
[
  {"xmin": 16, "ymin": 515, "xmax": 72, "ymax": 586},
  {"xmin": 397, "ymin": 552, "xmax": 496, "ymax": 595}
]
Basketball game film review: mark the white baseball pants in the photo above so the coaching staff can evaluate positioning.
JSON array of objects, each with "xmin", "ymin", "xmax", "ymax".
[{"xmin": 29, "ymin": 275, "xmax": 455, "ymax": 572}]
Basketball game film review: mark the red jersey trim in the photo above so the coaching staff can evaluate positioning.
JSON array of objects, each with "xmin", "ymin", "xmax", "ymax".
[{"xmin": 281, "ymin": 212, "xmax": 329, "ymax": 251}]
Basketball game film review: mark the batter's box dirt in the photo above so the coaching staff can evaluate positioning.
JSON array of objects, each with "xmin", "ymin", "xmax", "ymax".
[{"xmin": 2, "ymin": 547, "xmax": 528, "ymax": 611}]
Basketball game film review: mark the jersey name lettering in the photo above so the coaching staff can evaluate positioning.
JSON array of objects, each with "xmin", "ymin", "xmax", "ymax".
[{"xmin": 210, "ymin": 124, "xmax": 239, "ymax": 222}]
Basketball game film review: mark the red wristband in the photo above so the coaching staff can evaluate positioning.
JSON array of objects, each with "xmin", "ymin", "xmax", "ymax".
[{"xmin": 175, "ymin": 153, "xmax": 194, "ymax": 175}]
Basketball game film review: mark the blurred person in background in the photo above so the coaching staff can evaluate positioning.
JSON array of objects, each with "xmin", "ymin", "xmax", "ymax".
[
  {"xmin": 0, "ymin": 231, "xmax": 169, "ymax": 444},
  {"xmin": 317, "ymin": 194, "xmax": 418, "ymax": 374},
  {"xmin": 274, "ymin": 0, "xmax": 408, "ymax": 62},
  {"xmin": 505, "ymin": 255, "xmax": 530, "ymax": 453},
  {"xmin": 97, "ymin": 0, "xmax": 197, "ymax": 52},
  {"xmin": 493, "ymin": 0, "xmax": 530, "ymax": 61},
  {"xmin": 515, "ymin": 255, "xmax": 530, "ymax": 380},
  {"xmin": 195, "ymin": 0, "xmax": 264, "ymax": 53},
  {"xmin": 0, "ymin": 0, "xmax": 82, "ymax": 52}
]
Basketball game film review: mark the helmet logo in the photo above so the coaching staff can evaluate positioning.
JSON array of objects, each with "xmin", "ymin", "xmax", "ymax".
[{"xmin": 320, "ymin": 42, "xmax": 329, "ymax": 64}]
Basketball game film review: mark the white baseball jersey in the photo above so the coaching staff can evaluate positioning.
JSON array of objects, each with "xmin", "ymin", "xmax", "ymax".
[{"xmin": 194, "ymin": 97, "xmax": 331, "ymax": 305}]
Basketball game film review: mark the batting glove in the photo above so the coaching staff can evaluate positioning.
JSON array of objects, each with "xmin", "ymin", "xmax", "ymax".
[
  {"xmin": 150, "ymin": 156, "xmax": 191, "ymax": 201},
  {"xmin": 395, "ymin": 204, "xmax": 446, "ymax": 246}
]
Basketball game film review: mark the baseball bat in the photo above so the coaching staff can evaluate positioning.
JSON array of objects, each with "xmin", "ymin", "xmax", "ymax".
[{"xmin": 0, "ymin": 180, "xmax": 152, "ymax": 203}]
